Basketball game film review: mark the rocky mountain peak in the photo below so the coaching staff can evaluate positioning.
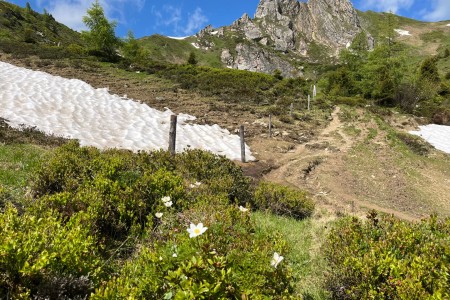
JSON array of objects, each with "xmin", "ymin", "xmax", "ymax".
[
  {"xmin": 255, "ymin": 0, "xmax": 301, "ymax": 18},
  {"xmin": 202, "ymin": 0, "xmax": 370, "ymax": 77}
]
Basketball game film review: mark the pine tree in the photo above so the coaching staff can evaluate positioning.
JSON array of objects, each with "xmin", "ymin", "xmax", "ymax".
[{"xmin": 187, "ymin": 51, "xmax": 198, "ymax": 65}]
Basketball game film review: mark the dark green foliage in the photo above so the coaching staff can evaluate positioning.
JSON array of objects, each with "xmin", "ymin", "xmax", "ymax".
[
  {"xmin": 0, "ymin": 205, "xmax": 101, "ymax": 298},
  {"xmin": 418, "ymin": 56, "xmax": 441, "ymax": 84},
  {"xmin": 446, "ymin": 71, "xmax": 450, "ymax": 80},
  {"xmin": 31, "ymin": 142, "xmax": 252, "ymax": 243},
  {"xmin": 187, "ymin": 51, "xmax": 198, "ymax": 65},
  {"xmin": 91, "ymin": 203, "xmax": 293, "ymax": 299},
  {"xmin": 0, "ymin": 1, "xmax": 81, "ymax": 46},
  {"xmin": 324, "ymin": 212, "xmax": 450, "ymax": 299},
  {"xmin": 0, "ymin": 118, "xmax": 67, "ymax": 146},
  {"xmin": 324, "ymin": 67, "xmax": 357, "ymax": 97},
  {"xmin": 273, "ymin": 69, "xmax": 283, "ymax": 80},
  {"xmin": 81, "ymin": 0, "xmax": 119, "ymax": 60},
  {"xmin": 120, "ymin": 30, "xmax": 149, "ymax": 65},
  {"xmin": 253, "ymin": 181, "xmax": 314, "ymax": 220},
  {"xmin": 152, "ymin": 63, "xmax": 309, "ymax": 104},
  {"xmin": 1, "ymin": 141, "xmax": 297, "ymax": 298}
]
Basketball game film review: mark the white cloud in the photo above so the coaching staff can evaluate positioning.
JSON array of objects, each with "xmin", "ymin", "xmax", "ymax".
[
  {"xmin": 360, "ymin": 0, "xmax": 414, "ymax": 14},
  {"xmin": 39, "ymin": 0, "xmax": 145, "ymax": 32},
  {"xmin": 421, "ymin": 0, "xmax": 450, "ymax": 21},
  {"xmin": 183, "ymin": 8, "xmax": 208, "ymax": 35},
  {"xmin": 151, "ymin": 5, "xmax": 208, "ymax": 36}
]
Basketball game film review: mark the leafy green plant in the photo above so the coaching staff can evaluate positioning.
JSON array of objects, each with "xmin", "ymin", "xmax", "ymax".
[
  {"xmin": 324, "ymin": 212, "xmax": 450, "ymax": 299},
  {"xmin": 253, "ymin": 181, "xmax": 314, "ymax": 220},
  {"xmin": 0, "ymin": 205, "xmax": 101, "ymax": 299},
  {"xmin": 92, "ymin": 203, "xmax": 293, "ymax": 299}
]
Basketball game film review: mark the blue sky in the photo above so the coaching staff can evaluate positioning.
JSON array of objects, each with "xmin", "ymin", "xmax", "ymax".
[{"xmin": 10, "ymin": 0, "xmax": 450, "ymax": 38}]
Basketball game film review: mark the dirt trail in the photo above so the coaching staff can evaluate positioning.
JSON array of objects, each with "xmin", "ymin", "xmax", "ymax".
[{"xmin": 261, "ymin": 107, "xmax": 420, "ymax": 221}]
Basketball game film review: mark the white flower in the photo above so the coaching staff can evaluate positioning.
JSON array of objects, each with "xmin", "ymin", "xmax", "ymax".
[
  {"xmin": 187, "ymin": 223, "xmax": 208, "ymax": 238},
  {"xmin": 271, "ymin": 252, "xmax": 284, "ymax": 268},
  {"xmin": 159, "ymin": 256, "xmax": 163, "ymax": 261},
  {"xmin": 164, "ymin": 201, "xmax": 173, "ymax": 207},
  {"xmin": 155, "ymin": 212, "xmax": 163, "ymax": 218},
  {"xmin": 189, "ymin": 181, "xmax": 202, "ymax": 188},
  {"xmin": 161, "ymin": 196, "xmax": 171, "ymax": 203},
  {"xmin": 239, "ymin": 205, "xmax": 249, "ymax": 212},
  {"xmin": 172, "ymin": 253, "xmax": 178, "ymax": 258}
]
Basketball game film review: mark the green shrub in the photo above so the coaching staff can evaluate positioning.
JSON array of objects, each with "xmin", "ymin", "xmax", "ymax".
[
  {"xmin": 92, "ymin": 204, "xmax": 293, "ymax": 299},
  {"xmin": 324, "ymin": 212, "xmax": 450, "ymax": 299},
  {"xmin": 3, "ymin": 140, "xmax": 303, "ymax": 298},
  {"xmin": 31, "ymin": 142, "xmax": 252, "ymax": 245},
  {"xmin": 0, "ymin": 205, "xmax": 101, "ymax": 299},
  {"xmin": 66, "ymin": 43, "xmax": 87, "ymax": 57},
  {"xmin": 175, "ymin": 149, "xmax": 252, "ymax": 205},
  {"xmin": 253, "ymin": 182, "xmax": 314, "ymax": 219}
]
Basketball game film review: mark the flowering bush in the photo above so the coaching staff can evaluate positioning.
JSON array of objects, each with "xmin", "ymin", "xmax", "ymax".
[
  {"xmin": 1, "ymin": 142, "xmax": 298, "ymax": 298},
  {"xmin": 92, "ymin": 204, "xmax": 294, "ymax": 299}
]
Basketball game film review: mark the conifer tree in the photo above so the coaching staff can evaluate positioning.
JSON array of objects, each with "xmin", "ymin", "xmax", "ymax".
[{"xmin": 81, "ymin": 1, "xmax": 119, "ymax": 60}]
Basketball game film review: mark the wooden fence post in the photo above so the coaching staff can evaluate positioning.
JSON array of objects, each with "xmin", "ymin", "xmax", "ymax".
[
  {"xmin": 240, "ymin": 125, "xmax": 246, "ymax": 163},
  {"xmin": 290, "ymin": 103, "xmax": 293, "ymax": 117},
  {"xmin": 168, "ymin": 115, "xmax": 177, "ymax": 155},
  {"xmin": 308, "ymin": 95, "xmax": 311, "ymax": 112},
  {"xmin": 269, "ymin": 114, "xmax": 272, "ymax": 138}
]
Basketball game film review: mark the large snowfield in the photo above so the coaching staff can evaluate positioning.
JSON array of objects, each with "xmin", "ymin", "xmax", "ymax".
[{"xmin": 0, "ymin": 61, "xmax": 255, "ymax": 161}]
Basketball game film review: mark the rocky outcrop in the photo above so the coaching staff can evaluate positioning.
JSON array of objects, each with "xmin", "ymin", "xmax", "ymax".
[
  {"xmin": 231, "ymin": 13, "xmax": 263, "ymax": 41},
  {"xmin": 253, "ymin": 0, "xmax": 365, "ymax": 55},
  {"xmin": 197, "ymin": 0, "xmax": 370, "ymax": 76},
  {"xmin": 221, "ymin": 44, "xmax": 301, "ymax": 78}
]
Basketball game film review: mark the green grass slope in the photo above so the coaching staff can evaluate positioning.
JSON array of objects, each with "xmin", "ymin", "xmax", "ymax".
[{"xmin": 0, "ymin": 1, "xmax": 80, "ymax": 45}]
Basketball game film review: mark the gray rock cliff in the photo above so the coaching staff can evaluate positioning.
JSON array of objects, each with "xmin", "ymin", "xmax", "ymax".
[{"xmin": 199, "ymin": 0, "xmax": 371, "ymax": 77}]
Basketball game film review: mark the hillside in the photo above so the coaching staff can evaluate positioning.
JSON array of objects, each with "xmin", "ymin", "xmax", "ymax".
[
  {"xmin": 0, "ymin": 1, "xmax": 80, "ymax": 45},
  {"xmin": 1, "ymin": 1, "xmax": 450, "ymax": 298}
]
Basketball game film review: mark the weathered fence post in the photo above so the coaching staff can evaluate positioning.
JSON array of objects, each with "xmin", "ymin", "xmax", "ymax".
[
  {"xmin": 168, "ymin": 115, "xmax": 177, "ymax": 155},
  {"xmin": 240, "ymin": 125, "xmax": 246, "ymax": 163},
  {"xmin": 269, "ymin": 114, "xmax": 272, "ymax": 138},
  {"xmin": 308, "ymin": 95, "xmax": 311, "ymax": 112},
  {"xmin": 290, "ymin": 103, "xmax": 293, "ymax": 117}
]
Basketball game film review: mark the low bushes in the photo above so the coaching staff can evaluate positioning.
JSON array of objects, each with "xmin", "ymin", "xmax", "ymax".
[
  {"xmin": 324, "ymin": 211, "xmax": 450, "ymax": 299},
  {"xmin": 253, "ymin": 181, "xmax": 314, "ymax": 220},
  {"xmin": 92, "ymin": 204, "xmax": 293, "ymax": 299},
  {"xmin": 0, "ymin": 205, "xmax": 101, "ymax": 299},
  {"xmin": 1, "ymin": 141, "xmax": 299, "ymax": 298}
]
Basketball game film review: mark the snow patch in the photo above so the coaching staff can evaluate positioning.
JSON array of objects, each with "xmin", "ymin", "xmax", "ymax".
[
  {"xmin": 410, "ymin": 125, "xmax": 450, "ymax": 154},
  {"xmin": 0, "ymin": 62, "xmax": 255, "ymax": 161},
  {"xmin": 447, "ymin": 24, "xmax": 450, "ymax": 27},
  {"xmin": 167, "ymin": 36, "xmax": 189, "ymax": 40},
  {"xmin": 191, "ymin": 43, "xmax": 200, "ymax": 49},
  {"xmin": 394, "ymin": 29, "xmax": 411, "ymax": 36},
  {"xmin": 211, "ymin": 31, "xmax": 218, "ymax": 35}
]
